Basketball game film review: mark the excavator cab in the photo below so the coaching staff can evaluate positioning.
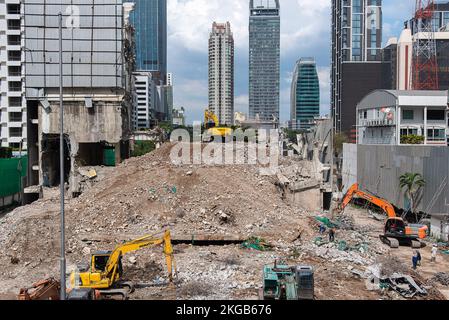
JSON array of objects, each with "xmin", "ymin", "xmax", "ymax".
[
  {"xmin": 385, "ymin": 218, "xmax": 407, "ymax": 236},
  {"xmin": 91, "ymin": 251, "xmax": 123, "ymax": 277}
]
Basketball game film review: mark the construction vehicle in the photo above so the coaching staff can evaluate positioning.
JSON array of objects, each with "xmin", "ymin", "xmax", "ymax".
[
  {"xmin": 262, "ymin": 261, "xmax": 314, "ymax": 300},
  {"xmin": 203, "ymin": 109, "xmax": 233, "ymax": 142},
  {"xmin": 18, "ymin": 278, "xmax": 61, "ymax": 300},
  {"xmin": 68, "ymin": 230, "xmax": 176, "ymax": 300},
  {"xmin": 339, "ymin": 183, "xmax": 428, "ymax": 248}
]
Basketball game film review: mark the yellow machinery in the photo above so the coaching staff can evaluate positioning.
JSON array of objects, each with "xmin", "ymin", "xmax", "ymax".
[
  {"xmin": 68, "ymin": 230, "xmax": 176, "ymax": 300},
  {"xmin": 204, "ymin": 109, "xmax": 233, "ymax": 140}
]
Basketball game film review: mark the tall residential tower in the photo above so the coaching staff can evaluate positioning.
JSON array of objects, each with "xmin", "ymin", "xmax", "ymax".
[
  {"xmin": 208, "ymin": 22, "xmax": 234, "ymax": 125},
  {"xmin": 331, "ymin": 0, "xmax": 384, "ymax": 137},
  {"xmin": 0, "ymin": 0, "xmax": 27, "ymax": 149},
  {"xmin": 249, "ymin": 0, "xmax": 280, "ymax": 123},
  {"xmin": 290, "ymin": 58, "xmax": 320, "ymax": 130}
]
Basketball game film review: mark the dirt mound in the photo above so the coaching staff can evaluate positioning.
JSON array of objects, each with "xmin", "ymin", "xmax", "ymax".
[{"xmin": 0, "ymin": 143, "xmax": 309, "ymax": 295}]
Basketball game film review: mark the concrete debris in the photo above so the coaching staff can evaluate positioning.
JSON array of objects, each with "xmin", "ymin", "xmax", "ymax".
[
  {"xmin": 0, "ymin": 143, "xmax": 447, "ymax": 301},
  {"xmin": 82, "ymin": 247, "xmax": 91, "ymax": 256},
  {"xmin": 432, "ymin": 272, "xmax": 449, "ymax": 286}
]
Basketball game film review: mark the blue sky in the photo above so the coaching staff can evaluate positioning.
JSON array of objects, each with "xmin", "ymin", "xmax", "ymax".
[{"xmin": 167, "ymin": 0, "xmax": 416, "ymax": 124}]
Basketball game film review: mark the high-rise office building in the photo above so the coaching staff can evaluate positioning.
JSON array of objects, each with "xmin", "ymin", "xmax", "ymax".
[
  {"xmin": 130, "ymin": 0, "xmax": 167, "ymax": 85},
  {"xmin": 290, "ymin": 58, "xmax": 320, "ymax": 130},
  {"xmin": 249, "ymin": 0, "xmax": 280, "ymax": 123},
  {"xmin": 331, "ymin": 0, "xmax": 384, "ymax": 137},
  {"xmin": 208, "ymin": 22, "xmax": 234, "ymax": 125},
  {"xmin": 0, "ymin": 0, "xmax": 27, "ymax": 149}
]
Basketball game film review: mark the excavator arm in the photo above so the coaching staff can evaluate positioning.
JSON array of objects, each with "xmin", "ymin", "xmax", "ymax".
[
  {"xmin": 339, "ymin": 183, "xmax": 397, "ymax": 218},
  {"xmin": 104, "ymin": 230, "xmax": 176, "ymax": 283},
  {"xmin": 204, "ymin": 110, "xmax": 219, "ymax": 128}
]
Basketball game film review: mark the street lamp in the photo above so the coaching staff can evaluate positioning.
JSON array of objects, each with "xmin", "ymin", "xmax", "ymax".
[{"xmin": 58, "ymin": 12, "xmax": 66, "ymax": 300}]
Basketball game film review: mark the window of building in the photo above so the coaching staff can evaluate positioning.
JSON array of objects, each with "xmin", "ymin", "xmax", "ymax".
[
  {"xmin": 7, "ymin": 35, "xmax": 21, "ymax": 46},
  {"xmin": 427, "ymin": 128, "xmax": 446, "ymax": 141},
  {"xmin": 400, "ymin": 128, "xmax": 418, "ymax": 136},
  {"xmin": 7, "ymin": 20, "xmax": 20, "ymax": 30},
  {"xmin": 427, "ymin": 110, "xmax": 445, "ymax": 121},
  {"xmin": 9, "ymin": 127, "xmax": 23, "ymax": 137},
  {"xmin": 8, "ymin": 66, "xmax": 21, "ymax": 77},
  {"xmin": 403, "ymin": 110, "xmax": 414, "ymax": 120},
  {"xmin": 7, "ymin": 4, "xmax": 20, "ymax": 14},
  {"xmin": 9, "ymin": 112, "xmax": 22, "ymax": 122}
]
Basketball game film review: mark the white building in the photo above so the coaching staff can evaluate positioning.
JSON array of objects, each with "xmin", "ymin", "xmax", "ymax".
[
  {"xmin": 357, "ymin": 90, "xmax": 449, "ymax": 146},
  {"xmin": 133, "ymin": 72, "xmax": 156, "ymax": 130},
  {"xmin": 208, "ymin": 22, "xmax": 234, "ymax": 125},
  {"xmin": 0, "ymin": 0, "xmax": 27, "ymax": 150},
  {"xmin": 172, "ymin": 107, "xmax": 185, "ymax": 126}
]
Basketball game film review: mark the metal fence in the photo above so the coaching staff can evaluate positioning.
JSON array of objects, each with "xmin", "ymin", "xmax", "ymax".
[
  {"xmin": 0, "ymin": 157, "xmax": 28, "ymax": 198},
  {"xmin": 343, "ymin": 144, "xmax": 449, "ymax": 216}
]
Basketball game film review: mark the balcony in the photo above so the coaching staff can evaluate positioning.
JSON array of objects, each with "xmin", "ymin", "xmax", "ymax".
[{"xmin": 360, "ymin": 119, "xmax": 395, "ymax": 127}]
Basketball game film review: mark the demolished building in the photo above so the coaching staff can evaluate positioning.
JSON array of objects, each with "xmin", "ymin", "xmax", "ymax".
[{"xmin": 23, "ymin": 0, "xmax": 135, "ymax": 197}]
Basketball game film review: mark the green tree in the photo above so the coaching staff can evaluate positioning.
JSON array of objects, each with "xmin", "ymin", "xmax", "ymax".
[
  {"xmin": 399, "ymin": 173, "xmax": 426, "ymax": 220},
  {"xmin": 333, "ymin": 132, "xmax": 348, "ymax": 156}
]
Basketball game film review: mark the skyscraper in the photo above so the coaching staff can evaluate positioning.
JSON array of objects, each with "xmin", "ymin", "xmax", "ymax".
[
  {"xmin": 208, "ymin": 22, "xmax": 234, "ymax": 125},
  {"xmin": 290, "ymin": 58, "xmax": 320, "ymax": 130},
  {"xmin": 0, "ymin": 0, "xmax": 27, "ymax": 149},
  {"xmin": 331, "ymin": 0, "xmax": 384, "ymax": 136},
  {"xmin": 249, "ymin": 0, "xmax": 280, "ymax": 123},
  {"xmin": 130, "ymin": 0, "xmax": 167, "ymax": 85}
]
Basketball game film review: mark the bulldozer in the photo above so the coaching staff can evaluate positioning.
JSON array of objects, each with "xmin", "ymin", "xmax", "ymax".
[
  {"xmin": 339, "ymin": 184, "xmax": 428, "ymax": 248},
  {"xmin": 68, "ymin": 230, "xmax": 176, "ymax": 300}
]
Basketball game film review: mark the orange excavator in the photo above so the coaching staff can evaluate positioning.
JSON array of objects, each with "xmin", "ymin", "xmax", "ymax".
[{"xmin": 338, "ymin": 183, "xmax": 428, "ymax": 248}]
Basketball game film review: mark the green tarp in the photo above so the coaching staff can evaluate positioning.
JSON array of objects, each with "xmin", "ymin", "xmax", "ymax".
[
  {"xmin": 0, "ymin": 156, "xmax": 27, "ymax": 197},
  {"xmin": 315, "ymin": 216, "xmax": 339, "ymax": 229}
]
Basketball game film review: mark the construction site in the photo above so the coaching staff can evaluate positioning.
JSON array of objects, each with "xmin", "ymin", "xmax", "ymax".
[{"xmin": 0, "ymin": 137, "xmax": 448, "ymax": 301}]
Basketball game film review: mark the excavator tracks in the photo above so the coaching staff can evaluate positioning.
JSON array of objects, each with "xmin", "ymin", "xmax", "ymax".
[{"xmin": 379, "ymin": 235, "xmax": 399, "ymax": 248}]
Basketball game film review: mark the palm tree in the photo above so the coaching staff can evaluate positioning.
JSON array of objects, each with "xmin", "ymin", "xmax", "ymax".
[{"xmin": 399, "ymin": 173, "xmax": 426, "ymax": 220}]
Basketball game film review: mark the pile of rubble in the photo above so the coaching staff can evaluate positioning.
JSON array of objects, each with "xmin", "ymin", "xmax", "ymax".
[
  {"xmin": 0, "ymin": 143, "xmax": 311, "ymax": 297},
  {"xmin": 431, "ymin": 273, "xmax": 449, "ymax": 286}
]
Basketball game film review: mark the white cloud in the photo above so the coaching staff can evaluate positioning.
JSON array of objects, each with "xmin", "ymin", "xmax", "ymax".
[{"xmin": 167, "ymin": 0, "xmax": 414, "ymax": 124}]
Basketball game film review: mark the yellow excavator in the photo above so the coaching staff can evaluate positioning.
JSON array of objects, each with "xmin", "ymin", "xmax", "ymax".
[
  {"xmin": 68, "ymin": 230, "xmax": 176, "ymax": 300},
  {"xmin": 204, "ymin": 109, "xmax": 233, "ymax": 142}
]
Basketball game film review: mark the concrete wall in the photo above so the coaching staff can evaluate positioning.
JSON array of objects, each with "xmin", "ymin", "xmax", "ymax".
[
  {"xmin": 40, "ymin": 98, "xmax": 124, "ymax": 144},
  {"xmin": 430, "ymin": 216, "xmax": 449, "ymax": 242},
  {"xmin": 342, "ymin": 143, "xmax": 357, "ymax": 194}
]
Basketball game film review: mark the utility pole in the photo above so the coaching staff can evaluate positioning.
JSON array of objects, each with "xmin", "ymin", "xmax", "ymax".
[
  {"xmin": 59, "ymin": 12, "xmax": 66, "ymax": 301},
  {"xmin": 329, "ymin": 117, "xmax": 335, "ymax": 219}
]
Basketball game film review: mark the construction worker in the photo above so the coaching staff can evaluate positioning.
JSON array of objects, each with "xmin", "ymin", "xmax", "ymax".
[
  {"xmin": 416, "ymin": 250, "xmax": 422, "ymax": 266},
  {"xmin": 412, "ymin": 251, "xmax": 419, "ymax": 270},
  {"xmin": 431, "ymin": 244, "xmax": 438, "ymax": 263},
  {"xmin": 319, "ymin": 224, "xmax": 326, "ymax": 235},
  {"xmin": 329, "ymin": 228, "xmax": 335, "ymax": 243}
]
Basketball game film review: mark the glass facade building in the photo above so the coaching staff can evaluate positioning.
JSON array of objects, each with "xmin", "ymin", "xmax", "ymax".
[
  {"xmin": 130, "ymin": 0, "xmax": 167, "ymax": 85},
  {"xmin": 290, "ymin": 58, "xmax": 320, "ymax": 130},
  {"xmin": 249, "ymin": 0, "xmax": 280, "ymax": 122},
  {"xmin": 331, "ymin": 0, "xmax": 383, "ymax": 133}
]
